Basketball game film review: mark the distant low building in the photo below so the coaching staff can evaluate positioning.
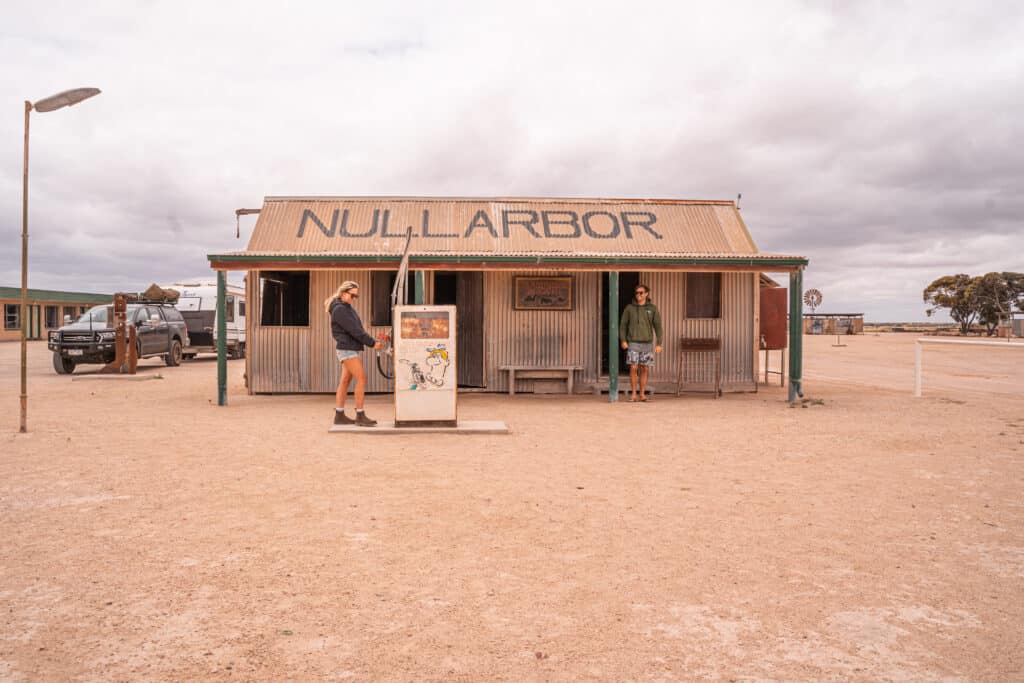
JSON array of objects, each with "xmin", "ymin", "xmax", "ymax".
[
  {"xmin": 803, "ymin": 312, "xmax": 864, "ymax": 335},
  {"xmin": 0, "ymin": 287, "xmax": 110, "ymax": 342}
]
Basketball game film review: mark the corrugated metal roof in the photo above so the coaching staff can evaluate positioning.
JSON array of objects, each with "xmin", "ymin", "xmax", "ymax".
[
  {"xmin": 231, "ymin": 197, "xmax": 804, "ymax": 261},
  {"xmin": 0, "ymin": 287, "xmax": 110, "ymax": 303}
]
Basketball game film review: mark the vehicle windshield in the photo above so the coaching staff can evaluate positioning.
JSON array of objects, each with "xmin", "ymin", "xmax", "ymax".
[
  {"xmin": 74, "ymin": 304, "xmax": 147, "ymax": 325},
  {"xmin": 75, "ymin": 305, "xmax": 109, "ymax": 324}
]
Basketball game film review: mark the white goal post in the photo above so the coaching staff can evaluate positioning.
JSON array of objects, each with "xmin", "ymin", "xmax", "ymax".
[{"xmin": 915, "ymin": 338, "xmax": 1024, "ymax": 397}]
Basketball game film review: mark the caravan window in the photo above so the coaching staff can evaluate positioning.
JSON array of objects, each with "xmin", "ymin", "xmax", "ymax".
[
  {"xmin": 260, "ymin": 271, "xmax": 309, "ymax": 326},
  {"xmin": 225, "ymin": 296, "xmax": 235, "ymax": 322},
  {"xmin": 238, "ymin": 300, "xmax": 246, "ymax": 318},
  {"xmin": 176, "ymin": 296, "xmax": 201, "ymax": 312}
]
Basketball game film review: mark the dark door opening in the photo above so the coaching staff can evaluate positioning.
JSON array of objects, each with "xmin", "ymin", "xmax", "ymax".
[
  {"xmin": 601, "ymin": 272, "xmax": 640, "ymax": 375},
  {"xmin": 435, "ymin": 271, "xmax": 485, "ymax": 387}
]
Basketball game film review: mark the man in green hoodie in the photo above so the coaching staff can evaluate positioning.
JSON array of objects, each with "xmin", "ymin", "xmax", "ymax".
[{"xmin": 619, "ymin": 283, "xmax": 663, "ymax": 402}]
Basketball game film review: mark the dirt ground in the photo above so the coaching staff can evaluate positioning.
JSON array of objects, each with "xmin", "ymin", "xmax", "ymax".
[{"xmin": 2, "ymin": 333, "xmax": 1022, "ymax": 681}]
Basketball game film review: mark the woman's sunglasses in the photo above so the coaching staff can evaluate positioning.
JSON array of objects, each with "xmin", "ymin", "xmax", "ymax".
[{"xmin": 346, "ymin": 292, "xmax": 359, "ymax": 299}]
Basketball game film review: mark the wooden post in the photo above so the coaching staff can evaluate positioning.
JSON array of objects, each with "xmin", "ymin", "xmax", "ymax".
[{"xmin": 608, "ymin": 271, "xmax": 619, "ymax": 402}]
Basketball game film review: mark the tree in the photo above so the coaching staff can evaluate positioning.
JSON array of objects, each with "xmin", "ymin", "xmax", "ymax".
[
  {"xmin": 968, "ymin": 272, "xmax": 1024, "ymax": 336},
  {"xmin": 923, "ymin": 274, "xmax": 978, "ymax": 334}
]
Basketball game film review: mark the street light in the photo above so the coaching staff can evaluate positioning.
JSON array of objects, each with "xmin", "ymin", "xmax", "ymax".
[{"xmin": 20, "ymin": 87, "xmax": 101, "ymax": 433}]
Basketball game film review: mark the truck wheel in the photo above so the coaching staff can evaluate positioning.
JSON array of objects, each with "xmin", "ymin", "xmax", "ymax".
[
  {"xmin": 52, "ymin": 352, "xmax": 75, "ymax": 375},
  {"xmin": 165, "ymin": 340, "xmax": 182, "ymax": 367}
]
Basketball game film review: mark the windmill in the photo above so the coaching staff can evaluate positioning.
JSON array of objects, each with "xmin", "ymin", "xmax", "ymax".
[{"xmin": 803, "ymin": 288, "xmax": 822, "ymax": 313}]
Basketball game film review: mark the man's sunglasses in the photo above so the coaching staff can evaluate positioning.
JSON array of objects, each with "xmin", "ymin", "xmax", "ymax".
[{"xmin": 635, "ymin": 290, "xmax": 647, "ymax": 295}]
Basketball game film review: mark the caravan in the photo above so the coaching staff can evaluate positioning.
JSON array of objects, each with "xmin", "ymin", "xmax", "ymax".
[{"xmin": 168, "ymin": 282, "xmax": 246, "ymax": 359}]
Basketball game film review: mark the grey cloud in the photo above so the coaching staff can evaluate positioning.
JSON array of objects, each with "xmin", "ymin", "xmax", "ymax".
[{"xmin": 2, "ymin": 1, "xmax": 1023, "ymax": 322}]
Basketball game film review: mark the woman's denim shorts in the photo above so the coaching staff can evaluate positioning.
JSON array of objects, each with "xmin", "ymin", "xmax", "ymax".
[{"xmin": 336, "ymin": 349, "xmax": 360, "ymax": 362}]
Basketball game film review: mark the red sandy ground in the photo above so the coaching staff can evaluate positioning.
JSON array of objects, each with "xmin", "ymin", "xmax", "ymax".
[{"xmin": 1, "ymin": 334, "xmax": 1022, "ymax": 681}]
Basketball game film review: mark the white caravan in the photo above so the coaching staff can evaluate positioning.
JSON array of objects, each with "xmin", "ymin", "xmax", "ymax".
[{"xmin": 167, "ymin": 282, "xmax": 247, "ymax": 359}]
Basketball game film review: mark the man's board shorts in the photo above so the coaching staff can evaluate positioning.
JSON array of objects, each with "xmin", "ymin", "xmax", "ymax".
[
  {"xmin": 336, "ymin": 349, "xmax": 360, "ymax": 361},
  {"xmin": 626, "ymin": 342, "xmax": 655, "ymax": 367}
]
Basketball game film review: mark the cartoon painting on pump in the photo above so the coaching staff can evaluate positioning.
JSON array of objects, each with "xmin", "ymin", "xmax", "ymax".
[{"xmin": 400, "ymin": 344, "xmax": 451, "ymax": 390}]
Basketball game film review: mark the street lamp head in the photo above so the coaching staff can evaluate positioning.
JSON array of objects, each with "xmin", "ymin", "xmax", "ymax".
[{"xmin": 32, "ymin": 87, "xmax": 101, "ymax": 113}]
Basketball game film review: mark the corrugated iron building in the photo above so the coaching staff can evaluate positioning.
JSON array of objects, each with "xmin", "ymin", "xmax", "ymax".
[
  {"xmin": 0, "ymin": 287, "xmax": 110, "ymax": 343},
  {"xmin": 209, "ymin": 197, "xmax": 808, "ymax": 396},
  {"xmin": 803, "ymin": 313, "xmax": 865, "ymax": 335}
]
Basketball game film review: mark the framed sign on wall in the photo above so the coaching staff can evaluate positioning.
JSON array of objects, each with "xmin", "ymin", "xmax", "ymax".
[{"xmin": 513, "ymin": 276, "xmax": 574, "ymax": 311}]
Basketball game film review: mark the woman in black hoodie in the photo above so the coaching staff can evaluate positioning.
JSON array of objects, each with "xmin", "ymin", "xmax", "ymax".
[{"xmin": 325, "ymin": 281, "xmax": 381, "ymax": 426}]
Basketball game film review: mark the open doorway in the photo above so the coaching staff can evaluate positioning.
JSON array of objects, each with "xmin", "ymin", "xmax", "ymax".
[
  {"xmin": 601, "ymin": 272, "xmax": 640, "ymax": 375},
  {"xmin": 434, "ymin": 272, "xmax": 485, "ymax": 387}
]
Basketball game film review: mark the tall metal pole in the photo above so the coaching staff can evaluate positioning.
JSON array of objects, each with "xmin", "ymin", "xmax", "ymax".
[
  {"xmin": 216, "ymin": 271, "xmax": 227, "ymax": 406},
  {"xmin": 20, "ymin": 101, "xmax": 31, "ymax": 433},
  {"xmin": 788, "ymin": 268, "xmax": 804, "ymax": 403},
  {"xmin": 414, "ymin": 270, "xmax": 424, "ymax": 305},
  {"xmin": 608, "ymin": 271, "xmax": 619, "ymax": 402}
]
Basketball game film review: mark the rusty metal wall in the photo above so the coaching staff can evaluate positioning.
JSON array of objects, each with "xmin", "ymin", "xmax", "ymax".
[
  {"xmin": 248, "ymin": 273, "xmax": 312, "ymax": 397},
  {"xmin": 247, "ymin": 268, "xmax": 311, "ymax": 392},
  {"xmin": 484, "ymin": 270, "xmax": 601, "ymax": 393},
  {"xmin": 309, "ymin": 270, "xmax": 394, "ymax": 394},
  {"xmin": 642, "ymin": 271, "xmax": 755, "ymax": 391},
  {"xmin": 759, "ymin": 287, "xmax": 788, "ymax": 349},
  {"xmin": 247, "ymin": 267, "xmax": 753, "ymax": 394}
]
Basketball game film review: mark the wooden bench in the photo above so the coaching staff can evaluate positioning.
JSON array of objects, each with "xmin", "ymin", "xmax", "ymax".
[{"xmin": 498, "ymin": 365, "xmax": 583, "ymax": 395}]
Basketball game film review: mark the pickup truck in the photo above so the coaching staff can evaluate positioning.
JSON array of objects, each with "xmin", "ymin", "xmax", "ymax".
[{"xmin": 47, "ymin": 301, "xmax": 189, "ymax": 374}]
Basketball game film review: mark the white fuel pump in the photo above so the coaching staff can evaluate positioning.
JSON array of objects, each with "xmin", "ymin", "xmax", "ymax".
[{"xmin": 392, "ymin": 304, "xmax": 457, "ymax": 426}]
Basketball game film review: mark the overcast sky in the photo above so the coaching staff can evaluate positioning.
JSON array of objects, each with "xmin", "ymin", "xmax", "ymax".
[{"xmin": 2, "ymin": 1, "xmax": 1021, "ymax": 321}]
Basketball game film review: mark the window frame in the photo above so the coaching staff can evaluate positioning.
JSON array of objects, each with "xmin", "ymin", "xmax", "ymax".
[
  {"xmin": 4, "ymin": 304, "xmax": 20, "ymax": 330},
  {"xmin": 685, "ymin": 272, "xmax": 722, "ymax": 319},
  {"xmin": 259, "ymin": 271, "xmax": 310, "ymax": 327}
]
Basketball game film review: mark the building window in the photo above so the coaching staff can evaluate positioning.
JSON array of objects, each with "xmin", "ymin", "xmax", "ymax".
[
  {"xmin": 79, "ymin": 306, "xmax": 88, "ymax": 316},
  {"xmin": 45, "ymin": 305, "xmax": 58, "ymax": 329},
  {"xmin": 64, "ymin": 306, "xmax": 78, "ymax": 322},
  {"xmin": 370, "ymin": 270, "xmax": 410, "ymax": 327},
  {"xmin": 259, "ymin": 271, "xmax": 309, "ymax": 326},
  {"xmin": 4, "ymin": 304, "xmax": 20, "ymax": 330},
  {"xmin": 225, "ymin": 295, "xmax": 235, "ymax": 322},
  {"xmin": 686, "ymin": 273, "xmax": 721, "ymax": 318}
]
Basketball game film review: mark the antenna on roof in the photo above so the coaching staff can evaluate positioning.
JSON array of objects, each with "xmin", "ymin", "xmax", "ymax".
[
  {"xmin": 736, "ymin": 193, "xmax": 742, "ymax": 210},
  {"xmin": 235, "ymin": 208, "xmax": 261, "ymax": 239}
]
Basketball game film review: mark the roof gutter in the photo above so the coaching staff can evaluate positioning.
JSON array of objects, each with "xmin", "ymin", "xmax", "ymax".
[{"xmin": 207, "ymin": 253, "xmax": 808, "ymax": 268}]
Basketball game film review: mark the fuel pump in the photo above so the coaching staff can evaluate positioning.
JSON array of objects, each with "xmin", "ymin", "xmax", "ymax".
[{"xmin": 392, "ymin": 305, "xmax": 457, "ymax": 426}]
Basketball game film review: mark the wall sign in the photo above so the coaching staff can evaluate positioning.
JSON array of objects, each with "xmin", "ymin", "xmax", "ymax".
[{"xmin": 513, "ymin": 276, "xmax": 574, "ymax": 311}]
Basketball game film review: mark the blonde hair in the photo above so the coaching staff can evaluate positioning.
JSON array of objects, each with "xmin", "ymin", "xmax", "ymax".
[{"xmin": 323, "ymin": 280, "xmax": 360, "ymax": 313}]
